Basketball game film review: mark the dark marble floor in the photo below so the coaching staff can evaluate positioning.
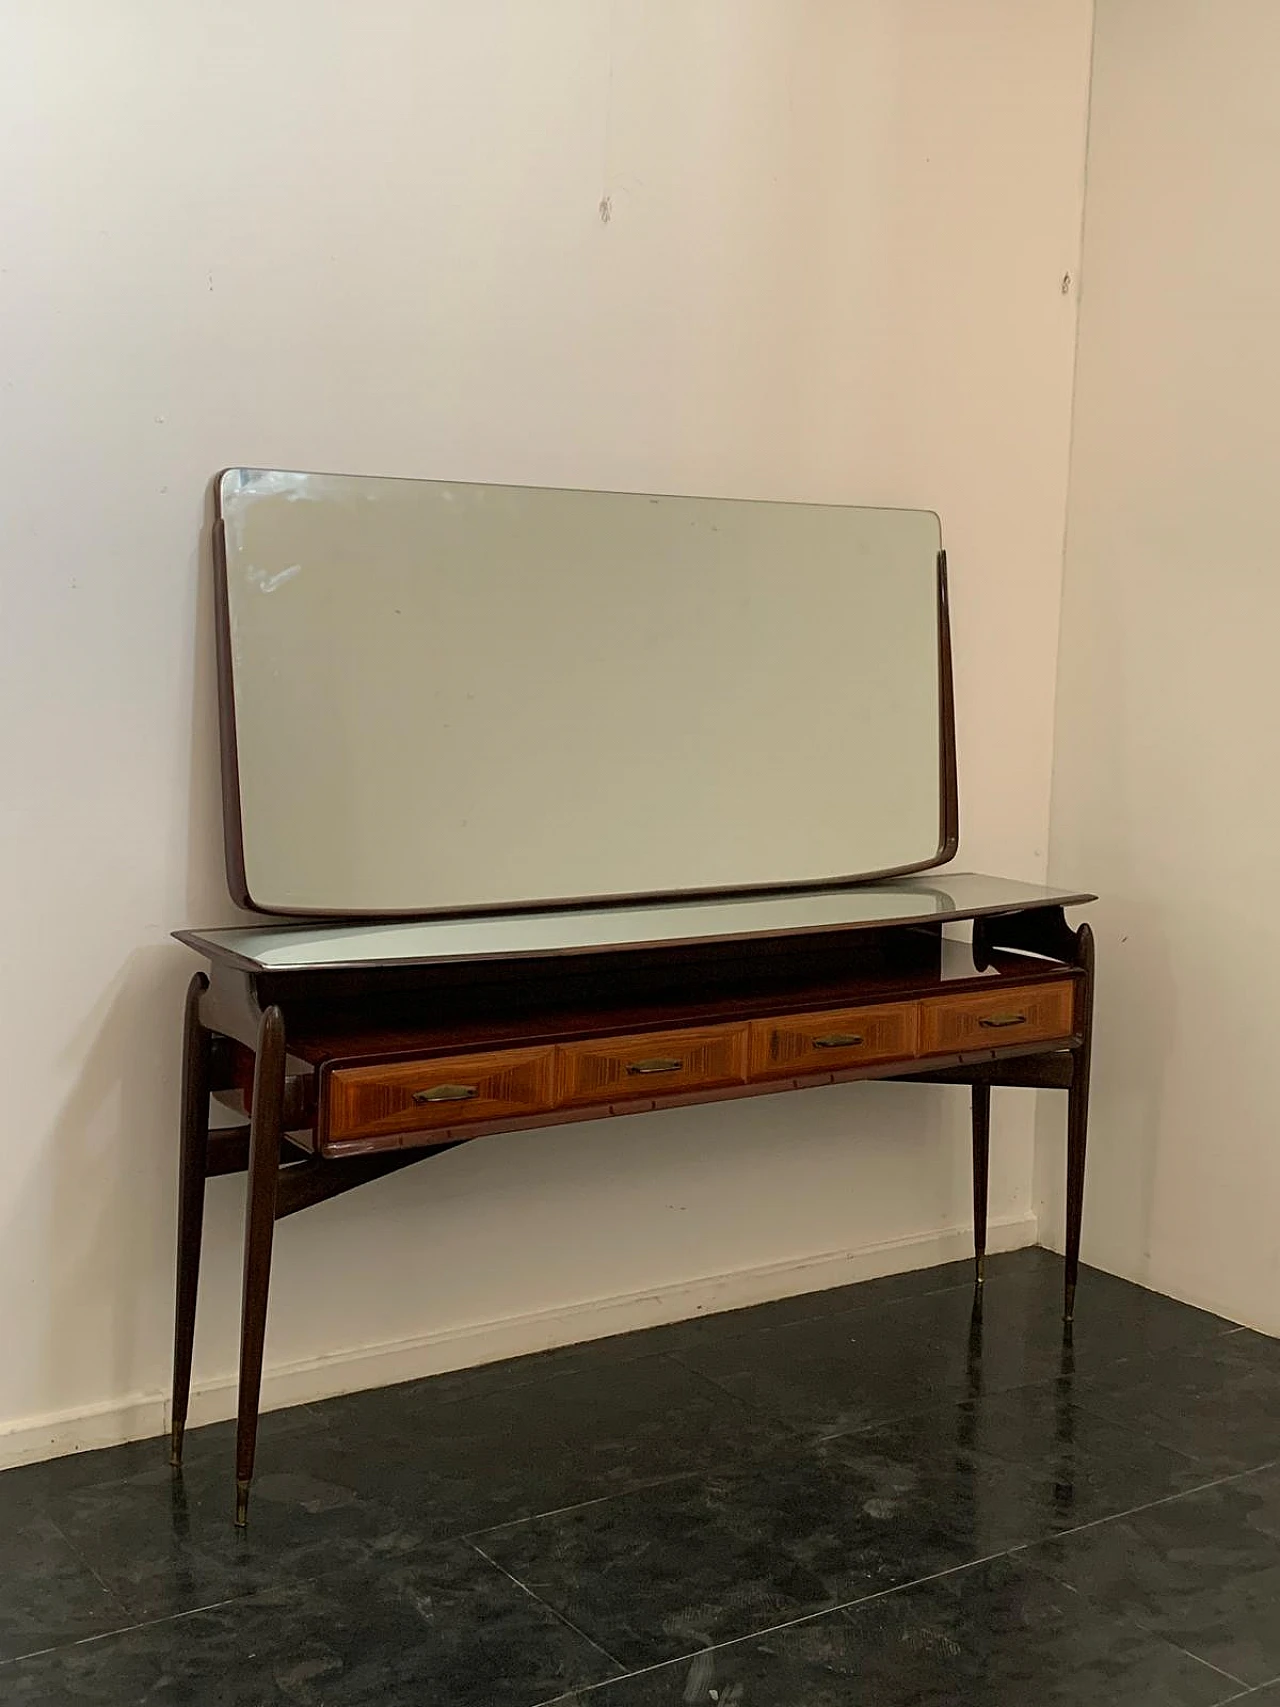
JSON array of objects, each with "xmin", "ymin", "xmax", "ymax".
[{"xmin": 3, "ymin": 1247, "xmax": 1278, "ymax": 1705}]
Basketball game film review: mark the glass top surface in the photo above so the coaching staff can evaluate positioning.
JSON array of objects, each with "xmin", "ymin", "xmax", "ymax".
[{"xmin": 176, "ymin": 873, "xmax": 1094, "ymax": 973}]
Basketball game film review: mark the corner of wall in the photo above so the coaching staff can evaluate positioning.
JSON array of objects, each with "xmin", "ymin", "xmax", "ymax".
[{"xmin": 1033, "ymin": 0, "xmax": 1099, "ymax": 1249}]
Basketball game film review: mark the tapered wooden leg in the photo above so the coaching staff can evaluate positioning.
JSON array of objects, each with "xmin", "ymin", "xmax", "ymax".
[
  {"xmin": 1063, "ymin": 1068, "xmax": 1090, "ymax": 1323},
  {"xmin": 234, "ymin": 1005, "xmax": 286, "ymax": 1526},
  {"xmin": 971, "ymin": 1083, "xmax": 991, "ymax": 1285},
  {"xmin": 171, "ymin": 973, "xmax": 212, "ymax": 1468},
  {"xmin": 1064, "ymin": 924, "xmax": 1095, "ymax": 1323}
]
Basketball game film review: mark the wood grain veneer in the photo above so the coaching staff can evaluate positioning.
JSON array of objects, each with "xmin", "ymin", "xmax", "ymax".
[
  {"xmin": 919, "ymin": 981, "xmax": 1076, "ymax": 1055},
  {"xmin": 328, "ymin": 1045, "xmax": 556, "ymax": 1142},
  {"xmin": 749, "ymin": 1001, "xmax": 918, "ymax": 1079},
  {"xmin": 556, "ymin": 1023, "xmax": 748, "ymax": 1108}
]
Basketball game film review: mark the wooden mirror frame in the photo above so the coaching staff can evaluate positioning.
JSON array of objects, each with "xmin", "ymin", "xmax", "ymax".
[{"xmin": 211, "ymin": 479, "xmax": 958, "ymax": 920}]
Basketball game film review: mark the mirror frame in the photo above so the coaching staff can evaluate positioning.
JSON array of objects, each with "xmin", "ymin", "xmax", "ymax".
[{"xmin": 210, "ymin": 473, "xmax": 959, "ymax": 919}]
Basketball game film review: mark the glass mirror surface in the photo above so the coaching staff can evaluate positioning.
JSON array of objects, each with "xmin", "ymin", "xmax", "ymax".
[{"xmin": 217, "ymin": 470, "xmax": 948, "ymax": 915}]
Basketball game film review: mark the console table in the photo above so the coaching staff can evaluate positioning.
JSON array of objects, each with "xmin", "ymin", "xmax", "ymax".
[{"xmin": 172, "ymin": 872, "xmax": 1094, "ymax": 1524}]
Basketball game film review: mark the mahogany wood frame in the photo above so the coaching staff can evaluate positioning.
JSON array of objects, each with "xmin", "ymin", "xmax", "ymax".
[{"xmin": 172, "ymin": 905, "xmax": 1092, "ymax": 1525}]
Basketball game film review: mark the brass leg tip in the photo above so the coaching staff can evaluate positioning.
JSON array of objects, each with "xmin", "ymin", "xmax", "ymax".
[
  {"xmin": 1064, "ymin": 1282, "xmax": 1077, "ymax": 1324},
  {"xmin": 169, "ymin": 1424, "xmax": 184, "ymax": 1470},
  {"xmin": 975, "ymin": 1255, "xmax": 986, "ymax": 1285},
  {"xmin": 235, "ymin": 1481, "xmax": 250, "ymax": 1528}
]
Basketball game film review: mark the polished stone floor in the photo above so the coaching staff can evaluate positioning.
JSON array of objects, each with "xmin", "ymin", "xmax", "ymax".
[{"xmin": 3, "ymin": 1247, "xmax": 1279, "ymax": 1704}]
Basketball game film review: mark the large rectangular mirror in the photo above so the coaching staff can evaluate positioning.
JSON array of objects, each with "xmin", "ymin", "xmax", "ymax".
[{"xmin": 214, "ymin": 471, "xmax": 955, "ymax": 916}]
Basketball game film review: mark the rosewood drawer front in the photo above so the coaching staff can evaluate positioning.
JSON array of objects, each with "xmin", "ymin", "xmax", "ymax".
[
  {"xmin": 749, "ymin": 1002, "xmax": 918, "ymax": 1079},
  {"xmin": 326, "ymin": 1045, "xmax": 557, "ymax": 1143},
  {"xmin": 557, "ymin": 1023, "xmax": 748, "ymax": 1107},
  {"xmin": 919, "ymin": 981, "xmax": 1076, "ymax": 1057}
]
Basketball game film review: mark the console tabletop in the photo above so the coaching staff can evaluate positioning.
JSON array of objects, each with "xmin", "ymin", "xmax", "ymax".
[{"xmin": 177, "ymin": 872, "xmax": 1093, "ymax": 971}]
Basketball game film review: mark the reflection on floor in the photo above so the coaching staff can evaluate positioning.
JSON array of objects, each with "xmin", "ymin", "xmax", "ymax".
[{"xmin": 2, "ymin": 1248, "xmax": 1278, "ymax": 1704}]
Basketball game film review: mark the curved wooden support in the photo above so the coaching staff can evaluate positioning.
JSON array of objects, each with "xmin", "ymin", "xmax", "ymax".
[
  {"xmin": 971, "ymin": 1082, "xmax": 991, "ymax": 1285},
  {"xmin": 936, "ymin": 550, "xmax": 960, "ymax": 864},
  {"xmin": 1063, "ymin": 922, "xmax": 1095, "ymax": 1323},
  {"xmin": 171, "ymin": 973, "xmax": 211, "ymax": 1469},
  {"xmin": 970, "ymin": 907, "xmax": 1095, "ymax": 1322},
  {"xmin": 973, "ymin": 904, "xmax": 1078, "ymax": 970},
  {"xmin": 275, "ymin": 1145, "xmax": 460, "ymax": 1219},
  {"xmin": 234, "ymin": 1005, "xmax": 286, "ymax": 1526}
]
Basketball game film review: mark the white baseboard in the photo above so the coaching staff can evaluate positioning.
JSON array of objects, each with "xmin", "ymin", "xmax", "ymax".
[{"xmin": 0, "ymin": 1213, "xmax": 1036, "ymax": 1471}]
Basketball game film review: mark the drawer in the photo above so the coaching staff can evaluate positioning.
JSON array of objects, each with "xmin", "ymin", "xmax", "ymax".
[
  {"xmin": 326, "ymin": 1045, "xmax": 557, "ymax": 1143},
  {"xmin": 919, "ymin": 981, "xmax": 1076, "ymax": 1056},
  {"xmin": 749, "ymin": 1002, "xmax": 917, "ymax": 1079},
  {"xmin": 557, "ymin": 1024, "xmax": 748, "ymax": 1108}
]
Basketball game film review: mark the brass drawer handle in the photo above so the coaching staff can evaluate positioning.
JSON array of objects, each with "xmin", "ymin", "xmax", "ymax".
[
  {"xmin": 413, "ymin": 1083, "xmax": 479, "ymax": 1103},
  {"xmin": 979, "ymin": 1012, "xmax": 1028, "ymax": 1029},
  {"xmin": 626, "ymin": 1057, "xmax": 684, "ymax": 1076},
  {"xmin": 812, "ymin": 1032, "xmax": 864, "ymax": 1050}
]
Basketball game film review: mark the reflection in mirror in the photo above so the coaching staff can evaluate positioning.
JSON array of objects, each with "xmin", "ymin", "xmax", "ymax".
[{"xmin": 217, "ymin": 470, "xmax": 953, "ymax": 915}]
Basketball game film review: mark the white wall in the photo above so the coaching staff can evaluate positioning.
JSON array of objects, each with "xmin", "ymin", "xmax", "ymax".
[
  {"xmin": 0, "ymin": 1, "xmax": 1093, "ymax": 1460},
  {"xmin": 1041, "ymin": 0, "xmax": 1280, "ymax": 1332}
]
